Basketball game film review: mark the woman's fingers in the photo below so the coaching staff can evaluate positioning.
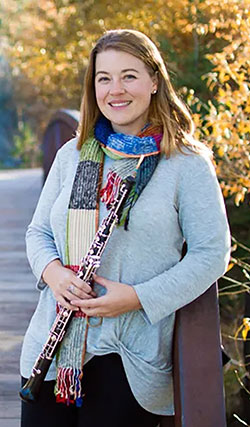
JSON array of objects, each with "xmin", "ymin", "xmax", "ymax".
[
  {"xmin": 57, "ymin": 295, "xmax": 79, "ymax": 311},
  {"xmin": 71, "ymin": 276, "xmax": 96, "ymax": 297},
  {"xmin": 71, "ymin": 278, "xmax": 142, "ymax": 317},
  {"xmin": 65, "ymin": 287, "xmax": 93, "ymax": 301},
  {"xmin": 71, "ymin": 296, "xmax": 107, "ymax": 317},
  {"xmin": 45, "ymin": 263, "xmax": 97, "ymax": 304},
  {"xmin": 57, "ymin": 286, "xmax": 96, "ymax": 311}
]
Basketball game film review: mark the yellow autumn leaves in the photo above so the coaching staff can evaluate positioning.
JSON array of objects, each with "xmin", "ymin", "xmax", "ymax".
[
  {"xmin": 1, "ymin": 0, "xmax": 250, "ymax": 205},
  {"xmin": 200, "ymin": 1, "xmax": 250, "ymax": 205},
  {"xmin": 235, "ymin": 317, "xmax": 250, "ymax": 342}
]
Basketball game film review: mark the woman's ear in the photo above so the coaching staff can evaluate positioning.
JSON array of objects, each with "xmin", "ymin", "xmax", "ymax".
[{"xmin": 151, "ymin": 71, "xmax": 158, "ymax": 94}]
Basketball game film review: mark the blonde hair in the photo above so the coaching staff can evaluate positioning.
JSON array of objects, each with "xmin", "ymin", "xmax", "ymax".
[{"xmin": 77, "ymin": 29, "xmax": 206, "ymax": 156}]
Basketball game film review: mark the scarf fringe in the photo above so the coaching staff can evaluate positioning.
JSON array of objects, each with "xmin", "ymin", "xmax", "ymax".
[
  {"xmin": 55, "ymin": 316, "xmax": 88, "ymax": 406},
  {"xmin": 55, "ymin": 367, "xmax": 83, "ymax": 407}
]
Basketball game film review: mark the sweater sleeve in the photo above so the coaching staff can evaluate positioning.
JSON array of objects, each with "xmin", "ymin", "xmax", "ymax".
[
  {"xmin": 134, "ymin": 153, "xmax": 231, "ymax": 324},
  {"xmin": 26, "ymin": 150, "xmax": 62, "ymax": 290}
]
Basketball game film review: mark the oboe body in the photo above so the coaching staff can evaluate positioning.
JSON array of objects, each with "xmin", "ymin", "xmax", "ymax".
[{"xmin": 20, "ymin": 176, "xmax": 134, "ymax": 403}]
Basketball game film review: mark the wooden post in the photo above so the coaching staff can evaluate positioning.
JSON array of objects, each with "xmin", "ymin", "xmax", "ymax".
[
  {"xmin": 166, "ymin": 283, "xmax": 227, "ymax": 427},
  {"xmin": 42, "ymin": 109, "xmax": 80, "ymax": 182}
]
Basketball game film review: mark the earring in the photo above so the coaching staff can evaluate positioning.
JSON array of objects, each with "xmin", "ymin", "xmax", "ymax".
[{"xmin": 152, "ymin": 89, "xmax": 157, "ymax": 95}]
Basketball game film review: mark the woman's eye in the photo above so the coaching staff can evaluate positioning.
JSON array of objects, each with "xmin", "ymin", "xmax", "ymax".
[
  {"xmin": 97, "ymin": 76, "xmax": 110, "ymax": 83},
  {"xmin": 124, "ymin": 74, "xmax": 136, "ymax": 80}
]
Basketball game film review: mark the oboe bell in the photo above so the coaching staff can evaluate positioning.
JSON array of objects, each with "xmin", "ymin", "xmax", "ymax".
[{"xmin": 20, "ymin": 357, "xmax": 52, "ymax": 403}]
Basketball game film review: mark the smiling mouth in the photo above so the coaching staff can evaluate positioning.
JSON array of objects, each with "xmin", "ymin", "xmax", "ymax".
[{"xmin": 109, "ymin": 101, "xmax": 132, "ymax": 107}]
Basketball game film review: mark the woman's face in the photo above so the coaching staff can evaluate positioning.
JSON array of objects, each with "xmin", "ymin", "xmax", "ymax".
[{"xmin": 95, "ymin": 49, "xmax": 157, "ymax": 135}]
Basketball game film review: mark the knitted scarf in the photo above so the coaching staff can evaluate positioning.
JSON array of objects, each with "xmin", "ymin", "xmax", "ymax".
[{"xmin": 55, "ymin": 116, "xmax": 162, "ymax": 406}]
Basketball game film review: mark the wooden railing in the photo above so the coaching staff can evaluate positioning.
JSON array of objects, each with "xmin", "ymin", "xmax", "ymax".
[{"xmin": 42, "ymin": 109, "xmax": 80, "ymax": 182}]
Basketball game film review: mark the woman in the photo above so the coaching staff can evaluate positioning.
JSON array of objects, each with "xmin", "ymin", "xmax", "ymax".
[{"xmin": 20, "ymin": 29, "xmax": 231, "ymax": 427}]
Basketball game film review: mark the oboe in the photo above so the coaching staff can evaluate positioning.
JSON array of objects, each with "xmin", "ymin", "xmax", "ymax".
[{"xmin": 20, "ymin": 175, "xmax": 135, "ymax": 403}]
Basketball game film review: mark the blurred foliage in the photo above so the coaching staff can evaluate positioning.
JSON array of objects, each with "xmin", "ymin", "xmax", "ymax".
[
  {"xmin": 203, "ymin": 2, "xmax": 250, "ymax": 207},
  {"xmin": 0, "ymin": 0, "xmax": 245, "ymax": 137},
  {"xmin": 180, "ymin": 0, "xmax": 250, "ymax": 206},
  {"xmin": 219, "ymin": 236, "xmax": 250, "ymax": 425},
  {"xmin": 1, "ymin": 1, "xmax": 249, "ymax": 197},
  {"xmin": 12, "ymin": 122, "xmax": 42, "ymax": 167}
]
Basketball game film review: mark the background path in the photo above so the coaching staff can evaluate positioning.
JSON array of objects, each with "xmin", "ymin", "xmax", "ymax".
[{"xmin": 0, "ymin": 169, "xmax": 42, "ymax": 427}]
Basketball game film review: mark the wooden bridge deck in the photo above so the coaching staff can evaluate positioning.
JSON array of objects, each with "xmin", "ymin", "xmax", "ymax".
[{"xmin": 0, "ymin": 169, "xmax": 41, "ymax": 427}]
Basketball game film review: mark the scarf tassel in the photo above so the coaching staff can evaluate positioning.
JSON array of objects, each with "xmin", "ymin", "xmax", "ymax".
[
  {"xmin": 55, "ymin": 367, "xmax": 83, "ymax": 407},
  {"xmin": 55, "ymin": 316, "xmax": 88, "ymax": 407}
]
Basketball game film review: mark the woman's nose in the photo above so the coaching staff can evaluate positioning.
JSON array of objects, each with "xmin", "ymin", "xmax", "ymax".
[{"xmin": 109, "ymin": 79, "xmax": 125, "ymax": 95}]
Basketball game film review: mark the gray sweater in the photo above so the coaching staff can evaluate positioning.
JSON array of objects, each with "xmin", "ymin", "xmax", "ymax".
[{"xmin": 20, "ymin": 137, "xmax": 231, "ymax": 415}]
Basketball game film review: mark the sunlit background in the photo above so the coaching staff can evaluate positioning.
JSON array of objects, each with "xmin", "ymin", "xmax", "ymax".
[{"xmin": 0, "ymin": 1, "xmax": 250, "ymax": 425}]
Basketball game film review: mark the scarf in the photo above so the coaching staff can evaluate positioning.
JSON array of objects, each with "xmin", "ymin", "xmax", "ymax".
[{"xmin": 55, "ymin": 116, "xmax": 162, "ymax": 406}]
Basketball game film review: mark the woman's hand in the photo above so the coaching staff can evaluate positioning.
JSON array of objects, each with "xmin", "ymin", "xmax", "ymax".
[
  {"xmin": 70, "ymin": 274, "xmax": 142, "ymax": 318},
  {"xmin": 42, "ymin": 259, "xmax": 96, "ymax": 310}
]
